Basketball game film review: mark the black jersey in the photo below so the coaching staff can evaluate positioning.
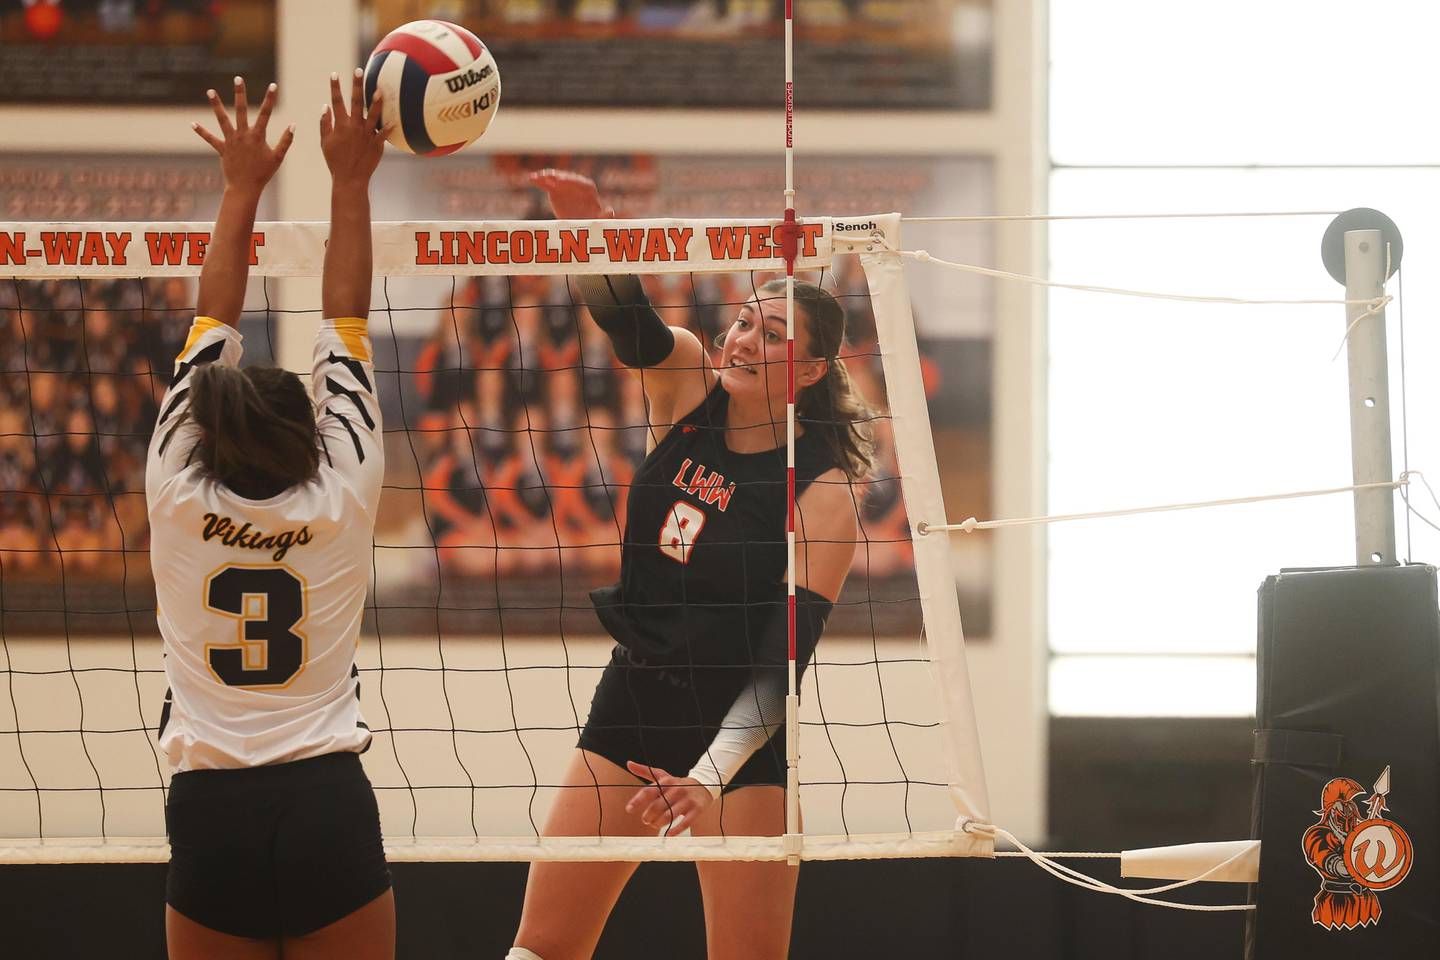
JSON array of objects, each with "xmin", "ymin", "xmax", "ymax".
[{"xmin": 590, "ymin": 383, "xmax": 838, "ymax": 665}]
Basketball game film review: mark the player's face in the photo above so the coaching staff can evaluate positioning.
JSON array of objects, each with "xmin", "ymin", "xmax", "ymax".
[{"xmin": 719, "ymin": 297, "xmax": 815, "ymax": 402}]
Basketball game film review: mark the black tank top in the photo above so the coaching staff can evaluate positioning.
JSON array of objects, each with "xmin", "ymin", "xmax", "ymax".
[{"xmin": 591, "ymin": 383, "xmax": 838, "ymax": 664}]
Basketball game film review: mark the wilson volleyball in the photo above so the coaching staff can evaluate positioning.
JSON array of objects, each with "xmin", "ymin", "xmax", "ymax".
[{"xmin": 364, "ymin": 19, "xmax": 500, "ymax": 157}]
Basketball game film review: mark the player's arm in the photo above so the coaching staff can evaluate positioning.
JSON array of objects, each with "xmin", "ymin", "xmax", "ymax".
[
  {"xmin": 626, "ymin": 471, "xmax": 859, "ymax": 832},
  {"xmin": 528, "ymin": 169, "xmax": 715, "ymax": 432},
  {"xmin": 147, "ymin": 79, "xmax": 293, "ymax": 500},
  {"xmin": 192, "ymin": 77, "xmax": 294, "ymax": 328},
  {"xmin": 312, "ymin": 70, "xmax": 388, "ymax": 508}
]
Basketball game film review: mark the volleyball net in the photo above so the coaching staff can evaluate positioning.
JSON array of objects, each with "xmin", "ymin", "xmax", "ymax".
[{"xmin": 0, "ymin": 214, "xmax": 992, "ymax": 863}]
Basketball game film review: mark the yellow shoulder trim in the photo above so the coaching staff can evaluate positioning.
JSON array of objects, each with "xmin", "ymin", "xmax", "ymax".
[
  {"xmin": 329, "ymin": 317, "xmax": 372, "ymax": 363},
  {"xmin": 178, "ymin": 316, "xmax": 226, "ymax": 361}
]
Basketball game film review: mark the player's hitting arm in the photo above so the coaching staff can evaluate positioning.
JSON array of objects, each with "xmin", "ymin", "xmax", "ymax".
[
  {"xmin": 626, "ymin": 473, "xmax": 858, "ymax": 833},
  {"xmin": 528, "ymin": 169, "xmax": 713, "ymax": 428},
  {"xmin": 191, "ymin": 77, "xmax": 294, "ymax": 328}
]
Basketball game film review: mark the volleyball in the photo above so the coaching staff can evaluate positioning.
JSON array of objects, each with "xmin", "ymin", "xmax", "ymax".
[{"xmin": 364, "ymin": 19, "xmax": 501, "ymax": 157}]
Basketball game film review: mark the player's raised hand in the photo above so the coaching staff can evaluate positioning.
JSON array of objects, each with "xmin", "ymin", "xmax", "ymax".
[
  {"xmin": 529, "ymin": 169, "xmax": 616, "ymax": 219},
  {"xmin": 624, "ymin": 760, "xmax": 713, "ymax": 837},
  {"xmin": 321, "ymin": 68, "xmax": 386, "ymax": 186},
  {"xmin": 192, "ymin": 77, "xmax": 294, "ymax": 197}
]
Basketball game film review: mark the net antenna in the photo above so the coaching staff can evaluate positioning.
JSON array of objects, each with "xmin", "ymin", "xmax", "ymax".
[
  {"xmin": 782, "ymin": 0, "xmax": 800, "ymax": 866},
  {"xmin": 0, "ymin": 215, "xmax": 992, "ymax": 864}
]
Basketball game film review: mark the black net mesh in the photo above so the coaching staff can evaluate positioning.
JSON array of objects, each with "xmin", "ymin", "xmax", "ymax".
[{"xmin": 0, "ymin": 257, "xmax": 959, "ymax": 849}]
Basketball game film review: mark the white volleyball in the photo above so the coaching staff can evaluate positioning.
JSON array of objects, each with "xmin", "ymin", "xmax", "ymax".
[{"xmin": 364, "ymin": 19, "xmax": 501, "ymax": 157}]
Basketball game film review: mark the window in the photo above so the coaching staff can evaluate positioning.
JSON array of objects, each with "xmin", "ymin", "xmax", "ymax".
[{"xmin": 1048, "ymin": 2, "xmax": 1440, "ymax": 716}]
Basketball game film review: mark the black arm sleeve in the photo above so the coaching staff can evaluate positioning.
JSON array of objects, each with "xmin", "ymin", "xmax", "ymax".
[
  {"xmin": 574, "ymin": 274, "xmax": 676, "ymax": 368},
  {"xmin": 751, "ymin": 584, "xmax": 835, "ymax": 669}
]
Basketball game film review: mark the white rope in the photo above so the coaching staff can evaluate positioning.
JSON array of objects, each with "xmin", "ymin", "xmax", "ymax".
[
  {"xmin": 918, "ymin": 477, "xmax": 1410, "ymax": 535},
  {"xmin": 1401, "ymin": 470, "xmax": 1440, "ymax": 535},
  {"xmin": 971, "ymin": 824, "xmax": 1256, "ymax": 912},
  {"xmin": 995, "ymin": 850, "xmax": 1120, "ymax": 859},
  {"xmin": 1329, "ymin": 241, "xmax": 1394, "ymax": 361},
  {"xmin": 903, "ymin": 210, "xmax": 1343, "ymax": 224},
  {"xmin": 896, "ymin": 247, "xmax": 1385, "ymax": 310}
]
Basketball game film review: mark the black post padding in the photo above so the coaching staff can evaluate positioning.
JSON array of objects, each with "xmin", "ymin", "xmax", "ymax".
[{"xmin": 1247, "ymin": 565, "xmax": 1440, "ymax": 957}]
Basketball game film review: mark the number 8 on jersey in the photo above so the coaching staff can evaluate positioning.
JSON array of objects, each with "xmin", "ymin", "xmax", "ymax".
[{"xmin": 659, "ymin": 500, "xmax": 707, "ymax": 564}]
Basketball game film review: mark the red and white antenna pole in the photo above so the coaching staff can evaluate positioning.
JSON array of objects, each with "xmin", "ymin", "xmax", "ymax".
[{"xmin": 781, "ymin": 0, "xmax": 802, "ymax": 867}]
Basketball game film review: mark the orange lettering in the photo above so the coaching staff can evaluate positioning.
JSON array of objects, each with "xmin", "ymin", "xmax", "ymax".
[
  {"xmin": 510, "ymin": 230, "xmax": 535, "ymax": 264},
  {"xmin": 185, "ymin": 232, "xmax": 210, "ymax": 266},
  {"xmin": 666, "ymin": 227, "xmax": 693, "ymax": 261},
  {"xmin": 604, "ymin": 228, "xmax": 645, "ymax": 262},
  {"xmin": 560, "ymin": 229, "xmax": 589, "ymax": 263},
  {"xmin": 706, "ymin": 227, "xmax": 745, "ymax": 260},
  {"xmin": 40, "ymin": 231, "xmax": 81, "ymax": 266},
  {"xmin": 415, "ymin": 231, "xmax": 440, "ymax": 265},
  {"xmin": 672, "ymin": 458, "xmax": 694, "ymax": 490},
  {"xmin": 0, "ymin": 232, "xmax": 26, "ymax": 265},
  {"xmin": 747, "ymin": 225, "xmax": 773, "ymax": 258},
  {"xmin": 105, "ymin": 231, "xmax": 131, "ymax": 266},
  {"xmin": 456, "ymin": 231, "xmax": 483, "ymax": 265},
  {"xmin": 486, "ymin": 231, "xmax": 509, "ymax": 264}
]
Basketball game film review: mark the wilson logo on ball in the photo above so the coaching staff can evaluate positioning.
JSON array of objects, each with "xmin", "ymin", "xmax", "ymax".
[{"xmin": 364, "ymin": 19, "xmax": 501, "ymax": 157}]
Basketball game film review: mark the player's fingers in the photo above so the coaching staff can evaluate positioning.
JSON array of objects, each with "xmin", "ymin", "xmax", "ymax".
[
  {"xmin": 626, "ymin": 760, "xmax": 662, "ymax": 782},
  {"xmin": 273, "ymin": 123, "xmax": 296, "ymax": 162},
  {"xmin": 350, "ymin": 67, "xmax": 365, "ymax": 122},
  {"xmin": 329, "ymin": 72, "xmax": 347, "ymax": 121},
  {"xmin": 191, "ymin": 122, "xmax": 224, "ymax": 154},
  {"xmin": 643, "ymin": 794, "xmax": 677, "ymax": 825},
  {"xmin": 232, "ymin": 76, "xmax": 248, "ymax": 130},
  {"xmin": 207, "ymin": 89, "xmax": 234, "ymax": 137},
  {"xmin": 254, "ymin": 82, "xmax": 277, "ymax": 135},
  {"xmin": 320, "ymin": 103, "xmax": 333, "ymax": 138},
  {"xmin": 369, "ymin": 89, "xmax": 386, "ymax": 133},
  {"xmin": 624, "ymin": 782, "xmax": 660, "ymax": 814}
]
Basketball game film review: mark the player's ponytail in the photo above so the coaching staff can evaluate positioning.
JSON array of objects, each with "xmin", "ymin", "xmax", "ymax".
[
  {"xmin": 187, "ymin": 364, "xmax": 320, "ymax": 500},
  {"xmin": 760, "ymin": 279, "xmax": 875, "ymax": 480}
]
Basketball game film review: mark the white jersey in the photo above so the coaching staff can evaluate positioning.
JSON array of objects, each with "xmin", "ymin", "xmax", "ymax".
[{"xmin": 147, "ymin": 316, "xmax": 384, "ymax": 772}]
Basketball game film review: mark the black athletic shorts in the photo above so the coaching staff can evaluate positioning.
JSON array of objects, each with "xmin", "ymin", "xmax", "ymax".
[
  {"xmin": 577, "ymin": 645, "xmax": 786, "ymax": 794},
  {"xmin": 165, "ymin": 751, "xmax": 391, "ymax": 940}
]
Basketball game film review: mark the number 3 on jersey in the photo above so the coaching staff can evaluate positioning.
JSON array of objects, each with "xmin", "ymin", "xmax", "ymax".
[
  {"xmin": 659, "ymin": 500, "xmax": 707, "ymax": 564},
  {"xmin": 203, "ymin": 564, "xmax": 308, "ymax": 688}
]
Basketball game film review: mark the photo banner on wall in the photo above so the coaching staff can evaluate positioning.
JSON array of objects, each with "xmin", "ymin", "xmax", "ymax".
[
  {"xmin": 365, "ymin": 151, "xmax": 996, "ymax": 637},
  {"xmin": 0, "ymin": 0, "xmax": 277, "ymax": 105},
  {"xmin": 361, "ymin": 0, "xmax": 993, "ymax": 110},
  {"xmin": 0, "ymin": 151, "xmax": 996, "ymax": 639}
]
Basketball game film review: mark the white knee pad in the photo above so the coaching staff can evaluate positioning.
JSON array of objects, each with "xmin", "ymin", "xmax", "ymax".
[{"xmin": 506, "ymin": 949, "xmax": 545, "ymax": 960}]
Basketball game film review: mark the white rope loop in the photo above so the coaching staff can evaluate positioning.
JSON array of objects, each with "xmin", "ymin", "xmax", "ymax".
[
  {"xmin": 918, "ymin": 476, "xmax": 1414, "ymax": 536},
  {"xmin": 965, "ymin": 823, "xmax": 1256, "ymax": 912}
]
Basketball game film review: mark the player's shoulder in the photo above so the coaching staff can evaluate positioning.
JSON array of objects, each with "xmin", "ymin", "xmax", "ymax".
[{"xmin": 797, "ymin": 468, "xmax": 857, "ymax": 534}]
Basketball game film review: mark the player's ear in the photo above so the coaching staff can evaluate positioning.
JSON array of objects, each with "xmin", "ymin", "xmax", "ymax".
[{"xmin": 801, "ymin": 357, "xmax": 829, "ymax": 389}]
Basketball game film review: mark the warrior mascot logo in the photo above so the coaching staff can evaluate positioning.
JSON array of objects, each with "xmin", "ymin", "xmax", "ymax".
[{"xmin": 1301, "ymin": 765, "xmax": 1414, "ymax": 930}]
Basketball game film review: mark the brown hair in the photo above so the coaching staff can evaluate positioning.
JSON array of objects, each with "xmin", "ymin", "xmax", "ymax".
[
  {"xmin": 759, "ymin": 278, "xmax": 875, "ymax": 480},
  {"xmin": 186, "ymin": 364, "xmax": 320, "ymax": 500}
]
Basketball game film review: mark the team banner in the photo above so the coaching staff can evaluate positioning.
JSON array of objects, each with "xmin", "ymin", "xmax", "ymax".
[
  {"xmin": 1248, "ymin": 565, "xmax": 1440, "ymax": 957},
  {"xmin": 0, "ymin": 217, "xmax": 848, "ymax": 278}
]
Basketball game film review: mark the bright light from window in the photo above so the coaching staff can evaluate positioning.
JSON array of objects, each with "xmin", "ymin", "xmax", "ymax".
[
  {"xmin": 1050, "ymin": 1, "xmax": 1440, "ymax": 166},
  {"xmin": 1048, "ymin": 9, "xmax": 1440, "ymax": 715},
  {"xmin": 1049, "ymin": 656, "xmax": 1257, "ymax": 717}
]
